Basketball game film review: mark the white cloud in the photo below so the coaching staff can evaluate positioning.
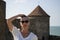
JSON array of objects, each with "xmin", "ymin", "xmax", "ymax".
[{"xmin": 15, "ymin": 0, "xmax": 27, "ymax": 3}]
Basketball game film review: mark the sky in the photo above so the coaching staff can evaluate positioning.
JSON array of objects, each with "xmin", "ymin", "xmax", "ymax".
[{"xmin": 4, "ymin": 0, "xmax": 60, "ymax": 26}]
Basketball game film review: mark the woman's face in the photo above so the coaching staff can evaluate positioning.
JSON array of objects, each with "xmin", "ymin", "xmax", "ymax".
[{"xmin": 20, "ymin": 17, "xmax": 30, "ymax": 29}]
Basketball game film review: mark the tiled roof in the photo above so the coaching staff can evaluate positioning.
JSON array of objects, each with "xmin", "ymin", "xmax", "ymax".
[{"xmin": 28, "ymin": 5, "xmax": 50, "ymax": 17}]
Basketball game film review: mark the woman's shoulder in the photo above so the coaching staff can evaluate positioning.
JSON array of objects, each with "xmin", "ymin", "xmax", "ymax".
[
  {"xmin": 30, "ymin": 32, "xmax": 38, "ymax": 38},
  {"xmin": 30, "ymin": 32, "xmax": 38, "ymax": 40}
]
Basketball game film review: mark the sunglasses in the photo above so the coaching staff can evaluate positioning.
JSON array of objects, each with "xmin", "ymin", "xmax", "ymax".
[{"xmin": 20, "ymin": 20, "xmax": 29, "ymax": 24}]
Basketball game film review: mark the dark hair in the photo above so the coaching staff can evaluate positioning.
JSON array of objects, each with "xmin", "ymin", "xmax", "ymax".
[
  {"xmin": 21, "ymin": 15, "xmax": 27, "ymax": 18},
  {"xmin": 19, "ymin": 15, "xmax": 29, "ymax": 22},
  {"xmin": 12, "ymin": 19, "xmax": 20, "ymax": 28},
  {"xmin": 17, "ymin": 14, "xmax": 27, "ymax": 18}
]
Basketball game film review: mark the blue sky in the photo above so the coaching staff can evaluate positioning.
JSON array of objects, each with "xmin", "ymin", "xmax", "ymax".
[{"xmin": 4, "ymin": 0, "xmax": 60, "ymax": 26}]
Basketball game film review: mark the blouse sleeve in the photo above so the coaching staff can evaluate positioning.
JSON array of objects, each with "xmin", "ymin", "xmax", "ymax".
[
  {"xmin": 32, "ymin": 35, "xmax": 38, "ymax": 40},
  {"xmin": 10, "ymin": 26, "xmax": 20, "ymax": 36}
]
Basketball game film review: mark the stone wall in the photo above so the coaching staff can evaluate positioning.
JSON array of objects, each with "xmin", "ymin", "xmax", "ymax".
[
  {"xmin": 0, "ymin": 1, "xmax": 6, "ymax": 40},
  {"xmin": 49, "ymin": 35, "xmax": 60, "ymax": 40},
  {"xmin": 29, "ymin": 16, "xmax": 50, "ymax": 40}
]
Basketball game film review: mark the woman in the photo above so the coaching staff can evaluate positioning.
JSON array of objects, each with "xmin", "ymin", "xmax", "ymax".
[{"xmin": 7, "ymin": 14, "xmax": 38, "ymax": 40}]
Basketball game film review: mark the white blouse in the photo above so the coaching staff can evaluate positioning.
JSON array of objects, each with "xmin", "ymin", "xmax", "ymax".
[{"xmin": 11, "ymin": 26, "xmax": 38, "ymax": 40}]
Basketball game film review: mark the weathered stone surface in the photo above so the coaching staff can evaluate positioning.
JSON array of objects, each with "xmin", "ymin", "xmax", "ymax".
[
  {"xmin": 28, "ymin": 5, "xmax": 50, "ymax": 40},
  {"xmin": 0, "ymin": 0, "xmax": 6, "ymax": 40}
]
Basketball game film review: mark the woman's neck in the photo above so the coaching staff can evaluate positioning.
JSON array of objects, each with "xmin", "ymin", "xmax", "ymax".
[
  {"xmin": 21, "ymin": 29, "xmax": 30, "ymax": 38},
  {"xmin": 21, "ymin": 28, "xmax": 29, "ymax": 33}
]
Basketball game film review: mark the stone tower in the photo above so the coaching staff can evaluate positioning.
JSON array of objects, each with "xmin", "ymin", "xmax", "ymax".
[
  {"xmin": 28, "ymin": 5, "xmax": 50, "ymax": 40},
  {"xmin": 0, "ymin": 0, "xmax": 7, "ymax": 40}
]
